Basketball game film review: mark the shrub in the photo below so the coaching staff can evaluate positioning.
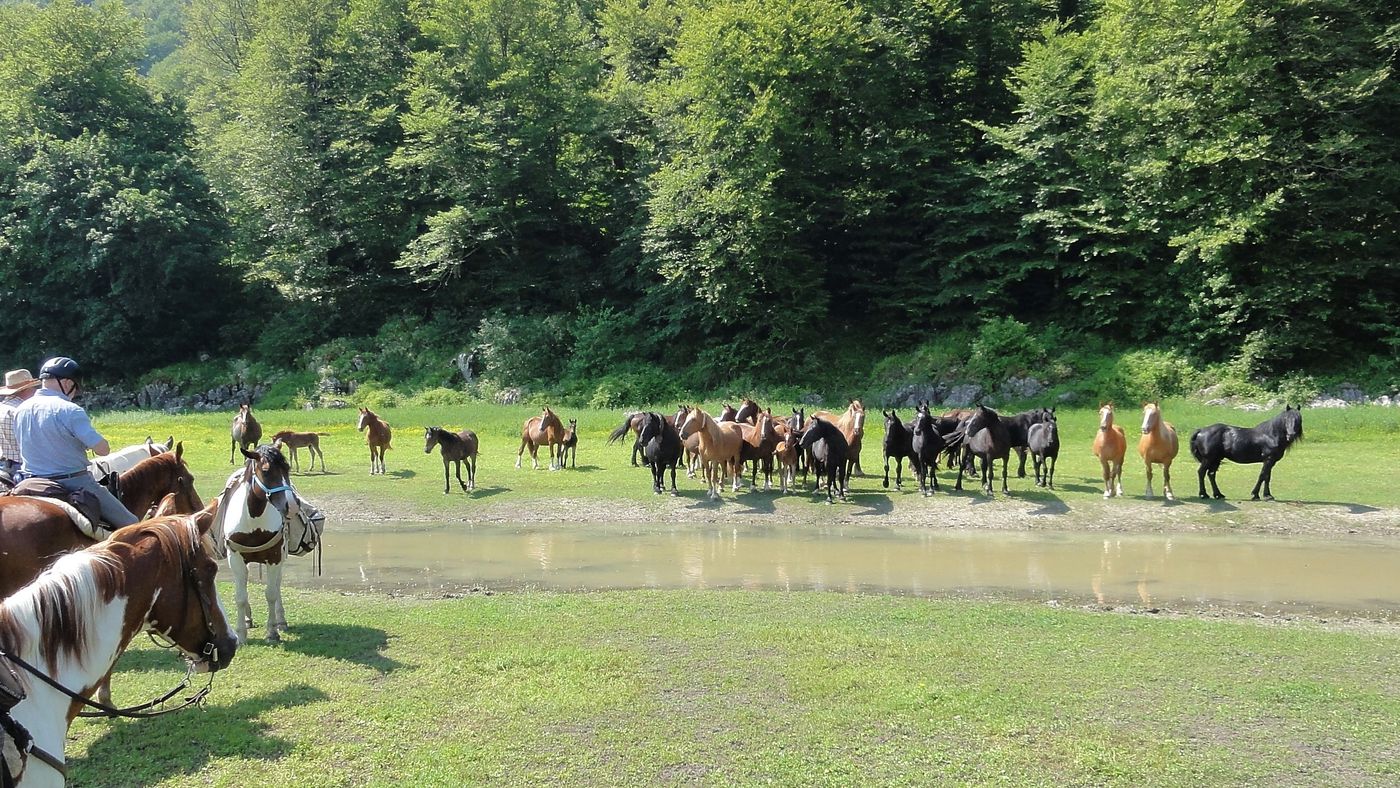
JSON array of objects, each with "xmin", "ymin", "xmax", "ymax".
[
  {"xmin": 1105, "ymin": 350, "xmax": 1202, "ymax": 403},
  {"xmin": 472, "ymin": 313, "xmax": 569, "ymax": 388},
  {"xmin": 351, "ymin": 382, "xmax": 401, "ymax": 411},
  {"xmin": 406, "ymin": 387, "xmax": 473, "ymax": 408},
  {"xmin": 967, "ymin": 318, "xmax": 1045, "ymax": 384}
]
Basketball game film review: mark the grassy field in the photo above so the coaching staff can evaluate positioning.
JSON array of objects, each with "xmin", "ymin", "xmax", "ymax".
[
  {"xmin": 67, "ymin": 588, "xmax": 1400, "ymax": 787},
  {"xmin": 95, "ymin": 399, "xmax": 1400, "ymax": 531}
]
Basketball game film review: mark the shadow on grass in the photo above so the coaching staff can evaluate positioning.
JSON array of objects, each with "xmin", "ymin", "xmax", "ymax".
[
  {"xmin": 735, "ymin": 490, "xmax": 776, "ymax": 515},
  {"xmin": 72, "ymin": 683, "xmax": 326, "ymax": 784},
  {"xmin": 273, "ymin": 623, "xmax": 405, "ymax": 675},
  {"xmin": 848, "ymin": 492, "xmax": 893, "ymax": 516},
  {"xmin": 467, "ymin": 486, "xmax": 510, "ymax": 499},
  {"xmin": 387, "ymin": 469, "xmax": 416, "ymax": 479},
  {"xmin": 1286, "ymin": 500, "xmax": 1381, "ymax": 514},
  {"xmin": 558, "ymin": 464, "xmax": 604, "ymax": 473}
]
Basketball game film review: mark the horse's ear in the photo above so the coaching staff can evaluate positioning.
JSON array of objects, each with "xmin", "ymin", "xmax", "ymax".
[
  {"xmin": 174, "ymin": 441, "xmax": 184, "ymax": 461},
  {"xmin": 241, "ymin": 448, "xmax": 259, "ymax": 461}
]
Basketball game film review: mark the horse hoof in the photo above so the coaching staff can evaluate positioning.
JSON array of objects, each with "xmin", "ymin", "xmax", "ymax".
[
  {"xmin": 267, "ymin": 632, "xmax": 281, "ymax": 643},
  {"xmin": 1215, "ymin": 493, "xmax": 1226, "ymax": 500}
]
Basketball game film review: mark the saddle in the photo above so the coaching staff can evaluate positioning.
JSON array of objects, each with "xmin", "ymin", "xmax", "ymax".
[
  {"xmin": 4, "ymin": 478, "xmax": 108, "ymax": 539},
  {"xmin": 0, "ymin": 653, "xmax": 30, "ymax": 787}
]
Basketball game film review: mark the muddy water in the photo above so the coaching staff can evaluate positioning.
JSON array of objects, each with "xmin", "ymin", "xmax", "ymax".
[{"xmin": 280, "ymin": 522, "xmax": 1400, "ymax": 619}]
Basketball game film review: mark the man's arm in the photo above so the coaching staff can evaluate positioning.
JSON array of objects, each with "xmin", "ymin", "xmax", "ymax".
[{"xmin": 90, "ymin": 438, "xmax": 111, "ymax": 456}]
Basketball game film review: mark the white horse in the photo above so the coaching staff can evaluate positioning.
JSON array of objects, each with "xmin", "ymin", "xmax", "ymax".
[
  {"xmin": 213, "ymin": 446, "xmax": 322, "ymax": 643},
  {"xmin": 88, "ymin": 436, "xmax": 171, "ymax": 480},
  {"xmin": 0, "ymin": 516, "xmax": 236, "ymax": 787}
]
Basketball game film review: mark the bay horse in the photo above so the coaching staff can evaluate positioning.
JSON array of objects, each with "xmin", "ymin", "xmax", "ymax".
[
  {"xmin": 1092, "ymin": 403, "xmax": 1127, "ymax": 498},
  {"xmin": 677, "ymin": 407, "xmax": 744, "ymax": 500},
  {"xmin": 1189, "ymin": 406, "xmax": 1303, "ymax": 500},
  {"xmin": 637, "ymin": 412, "xmax": 681, "ymax": 495},
  {"xmin": 229, "ymin": 403, "xmax": 262, "ymax": 463},
  {"xmin": 0, "ymin": 515, "xmax": 237, "ymax": 786},
  {"xmin": 214, "ymin": 445, "xmax": 306, "ymax": 643},
  {"xmin": 881, "ymin": 410, "xmax": 919, "ymax": 491},
  {"xmin": 800, "ymin": 416, "xmax": 848, "ymax": 504},
  {"xmin": 560, "ymin": 419, "xmax": 578, "ymax": 469},
  {"xmin": 673, "ymin": 406, "xmax": 702, "ymax": 478},
  {"xmin": 424, "ymin": 427, "xmax": 478, "ymax": 494},
  {"xmin": 738, "ymin": 410, "xmax": 781, "ymax": 490},
  {"xmin": 957, "ymin": 405, "xmax": 1011, "ymax": 496},
  {"xmin": 909, "ymin": 404, "xmax": 946, "ymax": 496},
  {"xmin": 516, "ymin": 407, "xmax": 565, "ymax": 470},
  {"xmin": 357, "ymin": 407, "xmax": 392, "ymax": 475},
  {"xmin": 812, "ymin": 401, "xmax": 865, "ymax": 476},
  {"xmin": 1028, "ymin": 412, "xmax": 1060, "ymax": 489},
  {"xmin": 270, "ymin": 430, "xmax": 328, "ymax": 473},
  {"xmin": 1138, "ymin": 402, "xmax": 1179, "ymax": 500},
  {"xmin": 733, "ymin": 398, "xmax": 761, "ymax": 425}
]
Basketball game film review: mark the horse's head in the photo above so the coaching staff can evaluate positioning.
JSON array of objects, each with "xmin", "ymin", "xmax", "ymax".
[
  {"xmin": 638, "ymin": 412, "xmax": 663, "ymax": 445},
  {"xmin": 912, "ymin": 407, "xmax": 934, "ymax": 435},
  {"xmin": 677, "ymin": 407, "xmax": 706, "ymax": 439},
  {"xmin": 123, "ymin": 442, "xmax": 203, "ymax": 517},
  {"xmin": 1099, "ymin": 403, "xmax": 1115, "ymax": 431},
  {"xmin": 883, "ymin": 410, "xmax": 899, "ymax": 431},
  {"xmin": 852, "ymin": 408, "xmax": 867, "ymax": 432},
  {"xmin": 240, "ymin": 444, "xmax": 300, "ymax": 527},
  {"xmin": 1280, "ymin": 405, "xmax": 1304, "ymax": 446},
  {"xmin": 718, "ymin": 404, "xmax": 738, "ymax": 422},
  {"xmin": 788, "ymin": 407, "xmax": 805, "ymax": 431},
  {"xmin": 115, "ymin": 516, "xmax": 238, "ymax": 673},
  {"xmin": 357, "ymin": 407, "xmax": 372, "ymax": 432},
  {"xmin": 1140, "ymin": 403, "xmax": 1160, "ymax": 435},
  {"xmin": 424, "ymin": 427, "xmax": 441, "ymax": 454}
]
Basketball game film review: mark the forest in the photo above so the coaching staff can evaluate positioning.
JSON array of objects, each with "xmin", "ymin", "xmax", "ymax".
[{"xmin": 0, "ymin": 0, "xmax": 1396, "ymax": 404}]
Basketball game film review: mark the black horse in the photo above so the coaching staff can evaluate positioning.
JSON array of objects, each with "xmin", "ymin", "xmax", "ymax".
[
  {"xmin": 638, "ymin": 412, "xmax": 681, "ymax": 495},
  {"xmin": 1004, "ymin": 407, "xmax": 1054, "ymax": 477},
  {"xmin": 1189, "ymin": 406, "xmax": 1303, "ymax": 500},
  {"xmin": 956, "ymin": 405, "xmax": 1011, "ymax": 495},
  {"xmin": 910, "ymin": 404, "xmax": 947, "ymax": 496},
  {"xmin": 1027, "ymin": 413, "xmax": 1060, "ymax": 489},
  {"xmin": 786, "ymin": 407, "xmax": 807, "ymax": 483},
  {"xmin": 881, "ymin": 410, "xmax": 920, "ymax": 491},
  {"xmin": 424, "ymin": 426, "xmax": 478, "ymax": 494},
  {"xmin": 800, "ymin": 416, "xmax": 848, "ymax": 504}
]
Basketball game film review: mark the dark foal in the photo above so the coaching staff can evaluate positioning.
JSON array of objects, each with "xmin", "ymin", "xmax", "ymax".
[{"xmin": 424, "ymin": 426, "xmax": 478, "ymax": 494}]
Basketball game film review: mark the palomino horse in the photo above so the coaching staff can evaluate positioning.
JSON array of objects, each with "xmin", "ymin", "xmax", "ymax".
[
  {"xmin": 270, "ymin": 430, "xmax": 328, "ymax": 473},
  {"xmin": 560, "ymin": 419, "xmax": 578, "ymax": 469},
  {"xmin": 1092, "ymin": 403, "xmax": 1127, "ymax": 498},
  {"xmin": 677, "ymin": 407, "xmax": 744, "ymax": 500},
  {"xmin": 1138, "ymin": 403, "xmax": 1179, "ymax": 499},
  {"xmin": 516, "ymin": 407, "xmax": 565, "ymax": 470},
  {"xmin": 812, "ymin": 400, "xmax": 866, "ymax": 476},
  {"xmin": 0, "ymin": 516, "xmax": 237, "ymax": 787},
  {"xmin": 215, "ymin": 445, "xmax": 305, "ymax": 643},
  {"xmin": 424, "ymin": 427, "xmax": 478, "ymax": 494},
  {"xmin": 357, "ymin": 408, "xmax": 392, "ymax": 475},
  {"xmin": 229, "ymin": 403, "xmax": 262, "ymax": 463},
  {"xmin": 1189, "ymin": 406, "xmax": 1303, "ymax": 500},
  {"xmin": 637, "ymin": 412, "xmax": 682, "ymax": 495}
]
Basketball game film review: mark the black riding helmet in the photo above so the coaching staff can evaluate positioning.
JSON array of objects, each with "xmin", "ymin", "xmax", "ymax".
[{"xmin": 39, "ymin": 356, "xmax": 80, "ymax": 380}]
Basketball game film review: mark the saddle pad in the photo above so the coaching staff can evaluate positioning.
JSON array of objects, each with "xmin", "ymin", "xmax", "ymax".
[{"xmin": 9, "ymin": 495, "xmax": 107, "ymax": 541}]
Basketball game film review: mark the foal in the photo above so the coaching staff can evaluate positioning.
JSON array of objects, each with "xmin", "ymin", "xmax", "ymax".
[
  {"xmin": 357, "ymin": 407, "xmax": 393, "ymax": 475},
  {"xmin": 1092, "ymin": 403, "xmax": 1127, "ymax": 498},
  {"xmin": 230, "ymin": 403, "xmax": 262, "ymax": 463},
  {"xmin": 424, "ymin": 427, "xmax": 478, "ymax": 494},
  {"xmin": 270, "ymin": 430, "xmax": 328, "ymax": 473},
  {"xmin": 559, "ymin": 419, "xmax": 578, "ymax": 469}
]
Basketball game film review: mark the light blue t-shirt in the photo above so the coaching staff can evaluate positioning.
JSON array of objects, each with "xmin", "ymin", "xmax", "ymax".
[{"xmin": 14, "ymin": 388, "xmax": 104, "ymax": 477}]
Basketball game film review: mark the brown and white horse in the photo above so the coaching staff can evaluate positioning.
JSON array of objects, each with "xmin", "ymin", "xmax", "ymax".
[
  {"xmin": 677, "ymin": 407, "xmax": 744, "ymax": 500},
  {"xmin": 1092, "ymin": 403, "xmax": 1127, "ymax": 498},
  {"xmin": 516, "ymin": 407, "xmax": 565, "ymax": 470},
  {"xmin": 357, "ymin": 408, "xmax": 392, "ymax": 475},
  {"xmin": 229, "ymin": 403, "xmax": 262, "ymax": 463},
  {"xmin": 0, "ymin": 516, "xmax": 236, "ymax": 787},
  {"xmin": 1138, "ymin": 402, "xmax": 1180, "ymax": 500}
]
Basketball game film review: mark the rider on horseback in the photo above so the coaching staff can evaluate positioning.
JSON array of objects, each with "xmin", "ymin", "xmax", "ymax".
[
  {"xmin": 12, "ymin": 357, "xmax": 139, "ymax": 528},
  {"xmin": 0, "ymin": 369, "xmax": 42, "ymax": 486}
]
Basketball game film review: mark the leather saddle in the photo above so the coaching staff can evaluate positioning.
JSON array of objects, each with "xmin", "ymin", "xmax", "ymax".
[{"xmin": 4, "ymin": 477, "xmax": 107, "ymax": 535}]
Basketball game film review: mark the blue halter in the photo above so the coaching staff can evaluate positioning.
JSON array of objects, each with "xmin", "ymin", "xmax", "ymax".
[{"xmin": 253, "ymin": 474, "xmax": 291, "ymax": 497}]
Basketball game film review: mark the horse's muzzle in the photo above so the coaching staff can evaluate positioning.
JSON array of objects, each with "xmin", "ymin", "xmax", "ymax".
[{"xmin": 195, "ymin": 635, "xmax": 239, "ymax": 673}]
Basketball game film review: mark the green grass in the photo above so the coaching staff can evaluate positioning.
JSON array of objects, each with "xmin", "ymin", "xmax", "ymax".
[
  {"xmin": 94, "ymin": 399, "xmax": 1400, "ymax": 526},
  {"xmin": 68, "ymin": 589, "xmax": 1400, "ymax": 786}
]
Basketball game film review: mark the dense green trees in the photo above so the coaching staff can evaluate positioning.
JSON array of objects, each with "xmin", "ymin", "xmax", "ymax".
[{"xmin": 1, "ymin": 0, "xmax": 1395, "ymax": 388}]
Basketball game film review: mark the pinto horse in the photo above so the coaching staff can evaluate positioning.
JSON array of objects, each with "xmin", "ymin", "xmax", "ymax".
[
  {"xmin": 800, "ymin": 416, "xmax": 849, "ymax": 504},
  {"xmin": 0, "ymin": 516, "xmax": 237, "ymax": 786},
  {"xmin": 89, "ymin": 436, "xmax": 170, "ymax": 480},
  {"xmin": 214, "ymin": 445, "xmax": 305, "ymax": 643},
  {"xmin": 357, "ymin": 408, "xmax": 392, "ymax": 475},
  {"xmin": 1138, "ymin": 403, "xmax": 1180, "ymax": 500},
  {"xmin": 270, "ymin": 430, "xmax": 328, "ymax": 474},
  {"xmin": 424, "ymin": 427, "xmax": 478, "ymax": 494},
  {"xmin": 1190, "ymin": 406, "xmax": 1303, "ymax": 500},
  {"xmin": 229, "ymin": 403, "xmax": 262, "ymax": 463},
  {"xmin": 677, "ymin": 407, "xmax": 744, "ymax": 500},
  {"xmin": 638, "ymin": 412, "xmax": 682, "ymax": 495},
  {"xmin": 1092, "ymin": 403, "xmax": 1127, "ymax": 498},
  {"xmin": 516, "ymin": 407, "xmax": 566, "ymax": 470}
]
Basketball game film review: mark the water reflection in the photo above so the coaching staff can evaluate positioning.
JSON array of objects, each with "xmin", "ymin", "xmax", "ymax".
[{"xmin": 280, "ymin": 522, "xmax": 1400, "ymax": 620}]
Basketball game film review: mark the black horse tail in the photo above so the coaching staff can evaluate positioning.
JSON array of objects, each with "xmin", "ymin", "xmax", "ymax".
[
  {"xmin": 607, "ymin": 413, "xmax": 637, "ymax": 445},
  {"xmin": 1188, "ymin": 428, "xmax": 1205, "ymax": 463}
]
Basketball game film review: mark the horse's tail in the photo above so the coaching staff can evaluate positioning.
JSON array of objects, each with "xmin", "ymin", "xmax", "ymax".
[
  {"xmin": 1188, "ymin": 429, "xmax": 1205, "ymax": 463},
  {"xmin": 607, "ymin": 414, "xmax": 636, "ymax": 445}
]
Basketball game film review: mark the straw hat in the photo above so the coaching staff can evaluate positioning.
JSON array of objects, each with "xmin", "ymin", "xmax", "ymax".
[{"xmin": 0, "ymin": 369, "xmax": 41, "ymax": 396}]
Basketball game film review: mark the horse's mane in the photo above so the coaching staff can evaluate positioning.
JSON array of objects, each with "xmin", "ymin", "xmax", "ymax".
[
  {"xmin": 251, "ymin": 443, "xmax": 291, "ymax": 476},
  {"xmin": 0, "ymin": 548, "xmax": 123, "ymax": 672}
]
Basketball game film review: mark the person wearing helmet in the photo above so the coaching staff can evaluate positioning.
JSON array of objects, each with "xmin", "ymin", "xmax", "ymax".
[{"xmin": 12, "ymin": 357, "xmax": 139, "ymax": 528}]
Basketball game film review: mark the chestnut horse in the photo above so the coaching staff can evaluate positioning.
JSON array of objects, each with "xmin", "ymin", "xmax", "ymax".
[
  {"xmin": 677, "ymin": 407, "xmax": 744, "ymax": 500},
  {"xmin": 1092, "ymin": 403, "xmax": 1127, "ymax": 498},
  {"xmin": 1138, "ymin": 402, "xmax": 1179, "ymax": 500},
  {"xmin": 424, "ymin": 426, "xmax": 478, "ymax": 494},
  {"xmin": 516, "ymin": 407, "xmax": 565, "ymax": 470},
  {"xmin": 0, "ymin": 515, "xmax": 237, "ymax": 786},
  {"xmin": 270, "ymin": 430, "xmax": 328, "ymax": 473},
  {"xmin": 357, "ymin": 408, "xmax": 392, "ymax": 475},
  {"xmin": 229, "ymin": 403, "xmax": 262, "ymax": 463},
  {"xmin": 607, "ymin": 412, "xmax": 649, "ymax": 467}
]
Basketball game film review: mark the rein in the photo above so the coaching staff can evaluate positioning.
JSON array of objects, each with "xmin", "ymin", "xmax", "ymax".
[{"xmin": 0, "ymin": 648, "xmax": 215, "ymax": 720}]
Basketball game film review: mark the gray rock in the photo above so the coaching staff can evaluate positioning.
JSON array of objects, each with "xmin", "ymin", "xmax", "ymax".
[
  {"xmin": 801, "ymin": 392, "xmax": 824, "ymax": 406},
  {"xmin": 496, "ymin": 387, "xmax": 524, "ymax": 405},
  {"xmin": 1239, "ymin": 403, "xmax": 1266, "ymax": 412},
  {"xmin": 1309, "ymin": 397, "xmax": 1349, "ymax": 409},
  {"xmin": 998, "ymin": 376, "xmax": 1045, "ymax": 401},
  {"xmin": 1205, "ymin": 398, "xmax": 1229, "ymax": 407},
  {"xmin": 1338, "ymin": 383, "xmax": 1366, "ymax": 402},
  {"xmin": 940, "ymin": 384, "xmax": 983, "ymax": 408},
  {"xmin": 1375, "ymin": 395, "xmax": 1393, "ymax": 407}
]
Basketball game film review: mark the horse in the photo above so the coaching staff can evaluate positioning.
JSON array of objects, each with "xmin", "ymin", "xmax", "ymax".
[
  {"xmin": 774, "ymin": 428, "xmax": 801, "ymax": 494},
  {"xmin": 559, "ymin": 419, "xmax": 578, "ymax": 468},
  {"xmin": 214, "ymin": 445, "xmax": 307, "ymax": 643},
  {"xmin": 424, "ymin": 427, "xmax": 478, "ymax": 494},
  {"xmin": 1004, "ymin": 408, "xmax": 1053, "ymax": 477},
  {"xmin": 1189, "ymin": 406, "xmax": 1303, "ymax": 501},
  {"xmin": 1028, "ymin": 412, "xmax": 1060, "ymax": 489},
  {"xmin": 800, "ymin": 416, "xmax": 848, "ymax": 504},
  {"xmin": 516, "ymin": 407, "xmax": 565, "ymax": 470},
  {"xmin": 881, "ymin": 410, "xmax": 920, "ymax": 491},
  {"xmin": 733, "ymin": 398, "xmax": 761, "ymax": 425},
  {"xmin": 674, "ymin": 405, "xmax": 702, "ymax": 478},
  {"xmin": 88, "ymin": 436, "xmax": 170, "ymax": 480},
  {"xmin": 676, "ymin": 407, "xmax": 744, "ymax": 500},
  {"xmin": 812, "ymin": 400, "xmax": 866, "ymax": 476},
  {"xmin": 607, "ymin": 412, "xmax": 648, "ymax": 467},
  {"xmin": 1138, "ymin": 402, "xmax": 1180, "ymax": 500},
  {"xmin": 909, "ymin": 404, "xmax": 946, "ymax": 496},
  {"xmin": 0, "ymin": 515, "xmax": 237, "ymax": 786},
  {"xmin": 637, "ymin": 412, "xmax": 681, "ymax": 495},
  {"xmin": 357, "ymin": 408, "xmax": 392, "ymax": 475},
  {"xmin": 957, "ymin": 405, "xmax": 1011, "ymax": 496},
  {"xmin": 738, "ymin": 410, "xmax": 781, "ymax": 490},
  {"xmin": 229, "ymin": 403, "xmax": 262, "ymax": 463},
  {"xmin": 269, "ymin": 430, "xmax": 328, "ymax": 473},
  {"xmin": 1092, "ymin": 403, "xmax": 1127, "ymax": 498}
]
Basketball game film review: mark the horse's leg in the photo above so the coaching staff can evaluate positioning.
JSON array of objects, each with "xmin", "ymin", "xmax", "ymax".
[
  {"xmin": 1162, "ymin": 460, "xmax": 1173, "ymax": 501},
  {"xmin": 265, "ymin": 563, "xmax": 286, "ymax": 641},
  {"xmin": 1143, "ymin": 459, "xmax": 1155, "ymax": 498},
  {"xmin": 1197, "ymin": 459, "xmax": 1210, "ymax": 499},
  {"xmin": 456, "ymin": 459, "xmax": 469, "ymax": 492},
  {"xmin": 442, "ymin": 460, "xmax": 451, "ymax": 494},
  {"xmin": 1101, "ymin": 458, "xmax": 1113, "ymax": 498},
  {"xmin": 1047, "ymin": 455, "xmax": 1056, "ymax": 490},
  {"xmin": 1207, "ymin": 459, "xmax": 1225, "ymax": 499},
  {"xmin": 1016, "ymin": 446, "xmax": 1028, "ymax": 478},
  {"xmin": 229, "ymin": 556, "xmax": 252, "ymax": 643},
  {"xmin": 1114, "ymin": 459, "xmax": 1124, "ymax": 497},
  {"xmin": 1001, "ymin": 456, "xmax": 1009, "ymax": 494},
  {"xmin": 1252, "ymin": 459, "xmax": 1277, "ymax": 501},
  {"xmin": 516, "ymin": 438, "xmax": 526, "ymax": 469}
]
